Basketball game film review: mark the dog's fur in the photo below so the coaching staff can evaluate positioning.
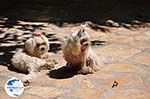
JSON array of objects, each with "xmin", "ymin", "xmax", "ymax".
[
  {"xmin": 63, "ymin": 28, "xmax": 103, "ymax": 74},
  {"xmin": 11, "ymin": 33, "xmax": 57, "ymax": 81}
]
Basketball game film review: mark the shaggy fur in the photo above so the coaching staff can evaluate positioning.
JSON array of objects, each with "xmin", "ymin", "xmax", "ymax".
[
  {"xmin": 11, "ymin": 33, "xmax": 57, "ymax": 81},
  {"xmin": 63, "ymin": 28, "xmax": 103, "ymax": 74}
]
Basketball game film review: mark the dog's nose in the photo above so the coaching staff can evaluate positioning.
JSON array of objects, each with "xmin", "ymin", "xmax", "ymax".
[{"xmin": 41, "ymin": 47, "xmax": 45, "ymax": 51}]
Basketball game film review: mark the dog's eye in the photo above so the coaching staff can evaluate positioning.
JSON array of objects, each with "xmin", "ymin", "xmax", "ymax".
[{"xmin": 36, "ymin": 44, "xmax": 40, "ymax": 47}]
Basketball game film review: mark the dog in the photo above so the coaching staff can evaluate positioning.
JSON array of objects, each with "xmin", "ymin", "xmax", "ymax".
[
  {"xmin": 11, "ymin": 32, "xmax": 57, "ymax": 84},
  {"xmin": 63, "ymin": 27, "xmax": 103, "ymax": 74}
]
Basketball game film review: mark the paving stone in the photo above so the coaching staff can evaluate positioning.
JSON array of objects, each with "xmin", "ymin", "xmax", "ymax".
[
  {"xmin": 141, "ymin": 86, "xmax": 150, "ymax": 94},
  {"xmin": 97, "ymin": 43, "xmax": 140, "ymax": 62},
  {"xmin": 27, "ymin": 72, "xmax": 54, "ymax": 86},
  {"xmin": 25, "ymin": 86, "xmax": 63, "ymax": 98},
  {"xmin": 50, "ymin": 79, "xmax": 73, "ymax": 88},
  {"xmin": 0, "ymin": 76, "xmax": 9, "ymax": 88},
  {"xmin": 88, "ymin": 71, "xmax": 114, "ymax": 80},
  {"xmin": 78, "ymin": 79, "xmax": 94, "ymax": 88},
  {"xmin": 133, "ymin": 33, "xmax": 149, "ymax": 41},
  {"xmin": 104, "ymin": 63, "xmax": 148, "ymax": 74},
  {"xmin": 0, "ymin": 69, "xmax": 24, "ymax": 80},
  {"xmin": 0, "ymin": 89, "xmax": 12, "ymax": 99},
  {"xmin": 102, "ymin": 74, "xmax": 143, "ymax": 88},
  {"xmin": 19, "ymin": 93, "xmax": 43, "ymax": 99},
  {"xmin": 144, "ymin": 31, "xmax": 150, "ymax": 39},
  {"xmin": 72, "ymin": 88, "xmax": 103, "ymax": 99},
  {"xmin": 133, "ymin": 40, "xmax": 150, "ymax": 50},
  {"xmin": 109, "ymin": 34, "xmax": 134, "ymax": 44},
  {"xmin": 30, "ymin": 70, "xmax": 73, "ymax": 89},
  {"xmin": 143, "ymin": 76, "xmax": 150, "ymax": 87},
  {"xmin": 133, "ymin": 55, "xmax": 150, "ymax": 66},
  {"xmin": 0, "ymin": 80, "xmax": 5, "ymax": 88},
  {"xmin": 109, "ymin": 89, "xmax": 149, "ymax": 99}
]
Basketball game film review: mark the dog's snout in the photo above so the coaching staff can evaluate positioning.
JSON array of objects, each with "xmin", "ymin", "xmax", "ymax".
[
  {"xmin": 80, "ymin": 38, "xmax": 88, "ymax": 45},
  {"xmin": 41, "ymin": 47, "xmax": 45, "ymax": 51}
]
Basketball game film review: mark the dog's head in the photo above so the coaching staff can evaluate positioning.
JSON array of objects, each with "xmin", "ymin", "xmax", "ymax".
[
  {"xmin": 66, "ymin": 27, "xmax": 91, "ymax": 54},
  {"xmin": 25, "ymin": 33, "xmax": 49, "ymax": 58},
  {"xmin": 77, "ymin": 28, "xmax": 91, "ymax": 51}
]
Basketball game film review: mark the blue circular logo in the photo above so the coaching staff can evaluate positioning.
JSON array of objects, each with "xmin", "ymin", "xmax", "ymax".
[{"xmin": 5, "ymin": 77, "xmax": 24, "ymax": 97}]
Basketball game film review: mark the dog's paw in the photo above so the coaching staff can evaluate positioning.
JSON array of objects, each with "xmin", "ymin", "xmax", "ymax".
[
  {"xmin": 46, "ymin": 59, "xmax": 58, "ymax": 65},
  {"xmin": 78, "ymin": 66, "xmax": 94, "ymax": 75},
  {"xmin": 46, "ymin": 62, "xmax": 55, "ymax": 69},
  {"xmin": 41, "ymin": 62, "xmax": 56, "ymax": 70}
]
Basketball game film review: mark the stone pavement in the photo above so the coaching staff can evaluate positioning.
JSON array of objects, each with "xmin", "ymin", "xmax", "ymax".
[{"xmin": 0, "ymin": 20, "xmax": 150, "ymax": 99}]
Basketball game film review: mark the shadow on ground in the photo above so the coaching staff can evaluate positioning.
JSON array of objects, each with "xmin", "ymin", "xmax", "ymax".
[
  {"xmin": 91, "ymin": 40, "xmax": 108, "ymax": 46},
  {"xmin": 0, "ymin": 45, "xmax": 22, "ymax": 66},
  {"xmin": 0, "ymin": 45, "xmax": 27, "ymax": 74},
  {"xmin": 48, "ymin": 66, "xmax": 78, "ymax": 79}
]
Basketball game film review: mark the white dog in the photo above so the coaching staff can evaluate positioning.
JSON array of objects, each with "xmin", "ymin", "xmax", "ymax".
[
  {"xmin": 11, "ymin": 33, "xmax": 57, "ymax": 84},
  {"xmin": 63, "ymin": 27, "xmax": 103, "ymax": 74}
]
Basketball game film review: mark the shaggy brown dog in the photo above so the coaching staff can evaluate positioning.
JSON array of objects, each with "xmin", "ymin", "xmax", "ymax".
[{"xmin": 63, "ymin": 28, "xmax": 103, "ymax": 74}]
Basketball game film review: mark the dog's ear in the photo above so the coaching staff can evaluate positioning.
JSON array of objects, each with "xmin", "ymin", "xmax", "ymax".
[
  {"xmin": 25, "ymin": 38, "xmax": 36, "ymax": 55},
  {"xmin": 41, "ymin": 35, "xmax": 49, "ymax": 51}
]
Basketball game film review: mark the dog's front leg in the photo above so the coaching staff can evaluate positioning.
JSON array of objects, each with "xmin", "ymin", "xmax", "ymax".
[{"xmin": 78, "ymin": 51, "xmax": 94, "ymax": 74}]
